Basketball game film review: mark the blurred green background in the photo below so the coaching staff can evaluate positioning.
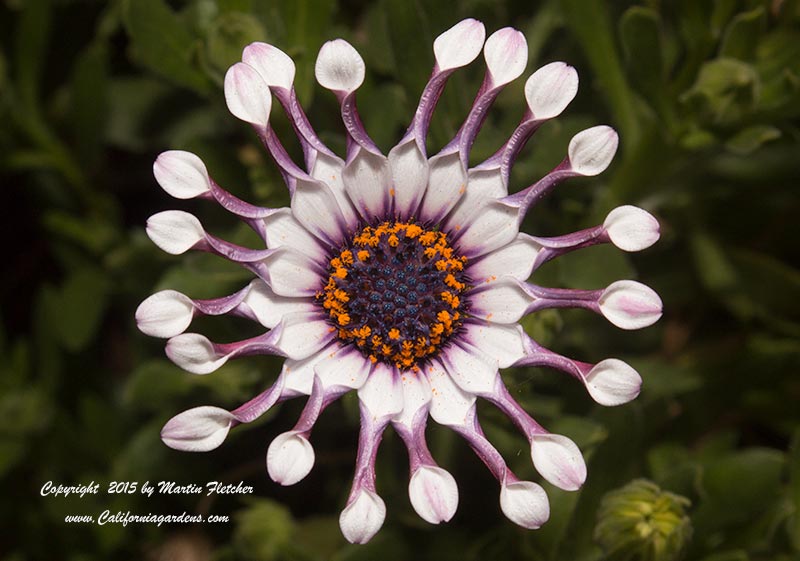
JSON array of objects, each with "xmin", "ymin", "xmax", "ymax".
[{"xmin": 2, "ymin": 0, "xmax": 799, "ymax": 560}]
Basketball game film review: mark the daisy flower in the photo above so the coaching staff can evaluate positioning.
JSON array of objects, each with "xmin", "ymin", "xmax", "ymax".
[{"xmin": 137, "ymin": 18, "xmax": 662, "ymax": 544}]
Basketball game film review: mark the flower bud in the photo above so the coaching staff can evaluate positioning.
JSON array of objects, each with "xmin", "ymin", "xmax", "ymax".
[
  {"xmin": 595, "ymin": 479, "xmax": 692, "ymax": 561},
  {"xmin": 166, "ymin": 333, "xmax": 227, "ymax": 375},
  {"xmin": 433, "ymin": 19, "xmax": 486, "ymax": 71},
  {"xmin": 315, "ymin": 39, "xmax": 365, "ymax": 93},
  {"xmin": 242, "ymin": 42, "xmax": 296, "ymax": 90},
  {"xmin": 525, "ymin": 62, "xmax": 579, "ymax": 120},
  {"xmin": 584, "ymin": 359, "xmax": 642, "ymax": 406},
  {"xmin": 224, "ymin": 62, "xmax": 272, "ymax": 126},
  {"xmin": 483, "ymin": 28, "xmax": 528, "ymax": 87}
]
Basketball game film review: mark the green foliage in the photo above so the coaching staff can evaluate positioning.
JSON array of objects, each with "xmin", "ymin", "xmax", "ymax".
[{"xmin": 2, "ymin": 0, "xmax": 798, "ymax": 560}]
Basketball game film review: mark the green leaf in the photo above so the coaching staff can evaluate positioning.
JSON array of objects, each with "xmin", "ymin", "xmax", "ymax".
[
  {"xmin": 13, "ymin": 0, "xmax": 51, "ymax": 111},
  {"xmin": 52, "ymin": 268, "xmax": 111, "ymax": 352},
  {"xmin": 789, "ymin": 429, "xmax": 800, "ymax": 551},
  {"xmin": 203, "ymin": 12, "xmax": 266, "ymax": 78},
  {"xmin": 719, "ymin": 7, "xmax": 765, "ymax": 62},
  {"xmin": 619, "ymin": 7, "xmax": 664, "ymax": 95},
  {"xmin": 69, "ymin": 42, "xmax": 110, "ymax": 167},
  {"xmin": 557, "ymin": 243, "xmax": 635, "ymax": 289},
  {"xmin": 233, "ymin": 499, "xmax": 294, "ymax": 561},
  {"xmin": 724, "ymin": 125, "xmax": 781, "ymax": 154},
  {"xmin": 122, "ymin": 0, "xmax": 210, "ymax": 93},
  {"xmin": 681, "ymin": 58, "xmax": 760, "ymax": 125}
]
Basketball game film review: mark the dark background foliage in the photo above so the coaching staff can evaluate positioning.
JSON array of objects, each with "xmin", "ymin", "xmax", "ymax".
[{"xmin": 1, "ymin": 0, "xmax": 799, "ymax": 560}]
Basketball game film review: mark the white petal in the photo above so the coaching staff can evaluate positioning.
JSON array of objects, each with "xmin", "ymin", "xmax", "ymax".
[
  {"xmin": 263, "ymin": 208, "xmax": 327, "ymax": 263},
  {"xmin": 456, "ymin": 199, "xmax": 520, "ymax": 258},
  {"xmin": 483, "ymin": 28, "xmax": 528, "ymax": 87},
  {"xmin": 427, "ymin": 361, "xmax": 476, "ymax": 427},
  {"xmin": 310, "ymin": 152, "xmax": 359, "ymax": 230},
  {"xmin": 444, "ymin": 168, "xmax": 507, "ymax": 233},
  {"xmin": 224, "ymin": 62, "xmax": 272, "ymax": 127},
  {"xmin": 273, "ymin": 312, "xmax": 335, "ymax": 360},
  {"xmin": 467, "ymin": 235, "xmax": 541, "ymax": 282},
  {"xmin": 409, "ymin": 466, "xmax": 459, "ymax": 524},
  {"xmin": 242, "ymin": 42, "xmax": 296, "ymax": 90},
  {"xmin": 242, "ymin": 280, "xmax": 316, "ymax": 329},
  {"xmin": 136, "ymin": 290, "xmax": 194, "ymax": 338},
  {"xmin": 153, "ymin": 151, "xmax": 211, "ymax": 199},
  {"xmin": 583, "ymin": 359, "xmax": 642, "ymax": 406},
  {"xmin": 267, "ymin": 431, "xmax": 315, "ymax": 486},
  {"xmin": 291, "ymin": 178, "xmax": 347, "ymax": 247},
  {"xmin": 314, "ymin": 345, "xmax": 370, "ymax": 392},
  {"xmin": 441, "ymin": 343, "xmax": 498, "ymax": 395},
  {"xmin": 419, "ymin": 152, "xmax": 467, "ymax": 223},
  {"xmin": 315, "ymin": 39, "xmax": 365, "ymax": 93},
  {"xmin": 433, "ymin": 18, "xmax": 486, "ymax": 71},
  {"xmin": 339, "ymin": 489, "xmax": 386, "ymax": 544},
  {"xmin": 530, "ymin": 433, "xmax": 587, "ymax": 491},
  {"xmin": 599, "ymin": 280, "xmax": 663, "ymax": 330},
  {"xmin": 500, "ymin": 481, "xmax": 550, "ymax": 529},
  {"xmin": 568, "ymin": 125, "xmax": 618, "ymax": 176},
  {"xmin": 388, "ymin": 139, "xmax": 429, "ymax": 218},
  {"xmin": 281, "ymin": 345, "xmax": 334, "ymax": 397},
  {"xmin": 393, "ymin": 371, "xmax": 432, "ymax": 429},
  {"xmin": 462, "ymin": 323, "xmax": 526, "ymax": 368},
  {"xmin": 603, "ymin": 205, "xmax": 660, "ymax": 252},
  {"xmin": 146, "ymin": 210, "xmax": 205, "ymax": 255},
  {"xmin": 342, "ymin": 149, "xmax": 392, "ymax": 220},
  {"xmin": 161, "ymin": 406, "xmax": 234, "ymax": 452},
  {"xmin": 262, "ymin": 248, "xmax": 322, "ymax": 297},
  {"xmin": 524, "ymin": 62, "xmax": 579, "ymax": 120},
  {"xmin": 358, "ymin": 363, "xmax": 403, "ymax": 418},
  {"xmin": 468, "ymin": 278, "xmax": 532, "ymax": 323},
  {"xmin": 166, "ymin": 333, "xmax": 227, "ymax": 374}
]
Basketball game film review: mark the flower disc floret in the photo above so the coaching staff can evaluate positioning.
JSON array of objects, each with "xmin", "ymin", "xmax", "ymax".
[{"xmin": 317, "ymin": 221, "xmax": 469, "ymax": 371}]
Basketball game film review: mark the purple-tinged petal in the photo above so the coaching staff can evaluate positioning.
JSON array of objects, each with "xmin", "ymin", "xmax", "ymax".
[
  {"xmin": 281, "ymin": 343, "xmax": 338, "ymax": 397},
  {"xmin": 358, "ymin": 363, "xmax": 403, "ymax": 419},
  {"xmin": 242, "ymin": 42, "xmax": 296, "ymax": 91},
  {"xmin": 393, "ymin": 371, "xmax": 432, "ymax": 430},
  {"xmin": 161, "ymin": 406, "xmax": 235, "ymax": 452},
  {"xmin": 599, "ymin": 280, "xmax": 663, "ymax": 330},
  {"xmin": 468, "ymin": 277, "xmax": 532, "ymax": 323},
  {"xmin": 342, "ymin": 149, "xmax": 392, "ymax": 221},
  {"xmin": 409, "ymin": 466, "xmax": 459, "ymax": 524},
  {"xmin": 433, "ymin": 18, "xmax": 486, "ymax": 71},
  {"xmin": 567, "ymin": 125, "xmax": 619, "ymax": 176},
  {"xmin": 603, "ymin": 205, "xmax": 660, "ymax": 252},
  {"xmin": 466, "ymin": 235, "xmax": 542, "ymax": 282},
  {"xmin": 388, "ymin": 140, "xmax": 429, "ymax": 220},
  {"xmin": 224, "ymin": 62, "xmax": 272, "ymax": 127},
  {"xmin": 267, "ymin": 430, "xmax": 315, "ymax": 486},
  {"xmin": 461, "ymin": 322, "xmax": 526, "ymax": 368},
  {"xmin": 261, "ymin": 247, "xmax": 324, "ymax": 297},
  {"xmin": 524, "ymin": 62, "xmax": 579, "ymax": 120},
  {"xmin": 309, "ymin": 152, "xmax": 360, "ymax": 230},
  {"xmin": 136, "ymin": 290, "xmax": 194, "ymax": 338},
  {"xmin": 263, "ymin": 208, "xmax": 328, "ymax": 263},
  {"xmin": 455, "ymin": 199, "xmax": 521, "ymax": 258},
  {"xmin": 314, "ymin": 345, "xmax": 371, "ymax": 392},
  {"xmin": 290, "ymin": 178, "xmax": 350, "ymax": 247},
  {"xmin": 418, "ymin": 152, "xmax": 467, "ymax": 224},
  {"xmin": 427, "ymin": 360, "xmax": 476, "ymax": 426},
  {"xmin": 500, "ymin": 480, "xmax": 550, "ymax": 529},
  {"xmin": 441, "ymin": 342, "xmax": 499, "ymax": 395},
  {"xmin": 340, "ymin": 489, "xmax": 386, "ymax": 544},
  {"xmin": 272, "ymin": 311, "xmax": 336, "ymax": 361},
  {"xmin": 444, "ymin": 168, "xmax": 507, "ymax": 234},
  {"xmin": 146, "ymin": 211, "xmax": 205, "ymax": 255},
  {"xmin": 483, "ymin": 27, "xmax": 528, "ymax": 88},
  {"xmin": 240, "ymin": 280, "xmax": 316, "ymax": 329},
  {"xmin": 153, "ymin": 151, "xmax": 211, "ymax": 199}
]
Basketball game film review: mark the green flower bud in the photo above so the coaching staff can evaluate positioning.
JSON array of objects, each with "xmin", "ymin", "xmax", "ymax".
[{"xmin": 594, "ymin": 479, "xmax": 692, "ymax": 561}]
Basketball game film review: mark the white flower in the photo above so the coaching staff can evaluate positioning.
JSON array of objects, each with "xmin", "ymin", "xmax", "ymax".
[{"xmin": 139, "ymin": 18, "xmax": 662, "ymax": 544}]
